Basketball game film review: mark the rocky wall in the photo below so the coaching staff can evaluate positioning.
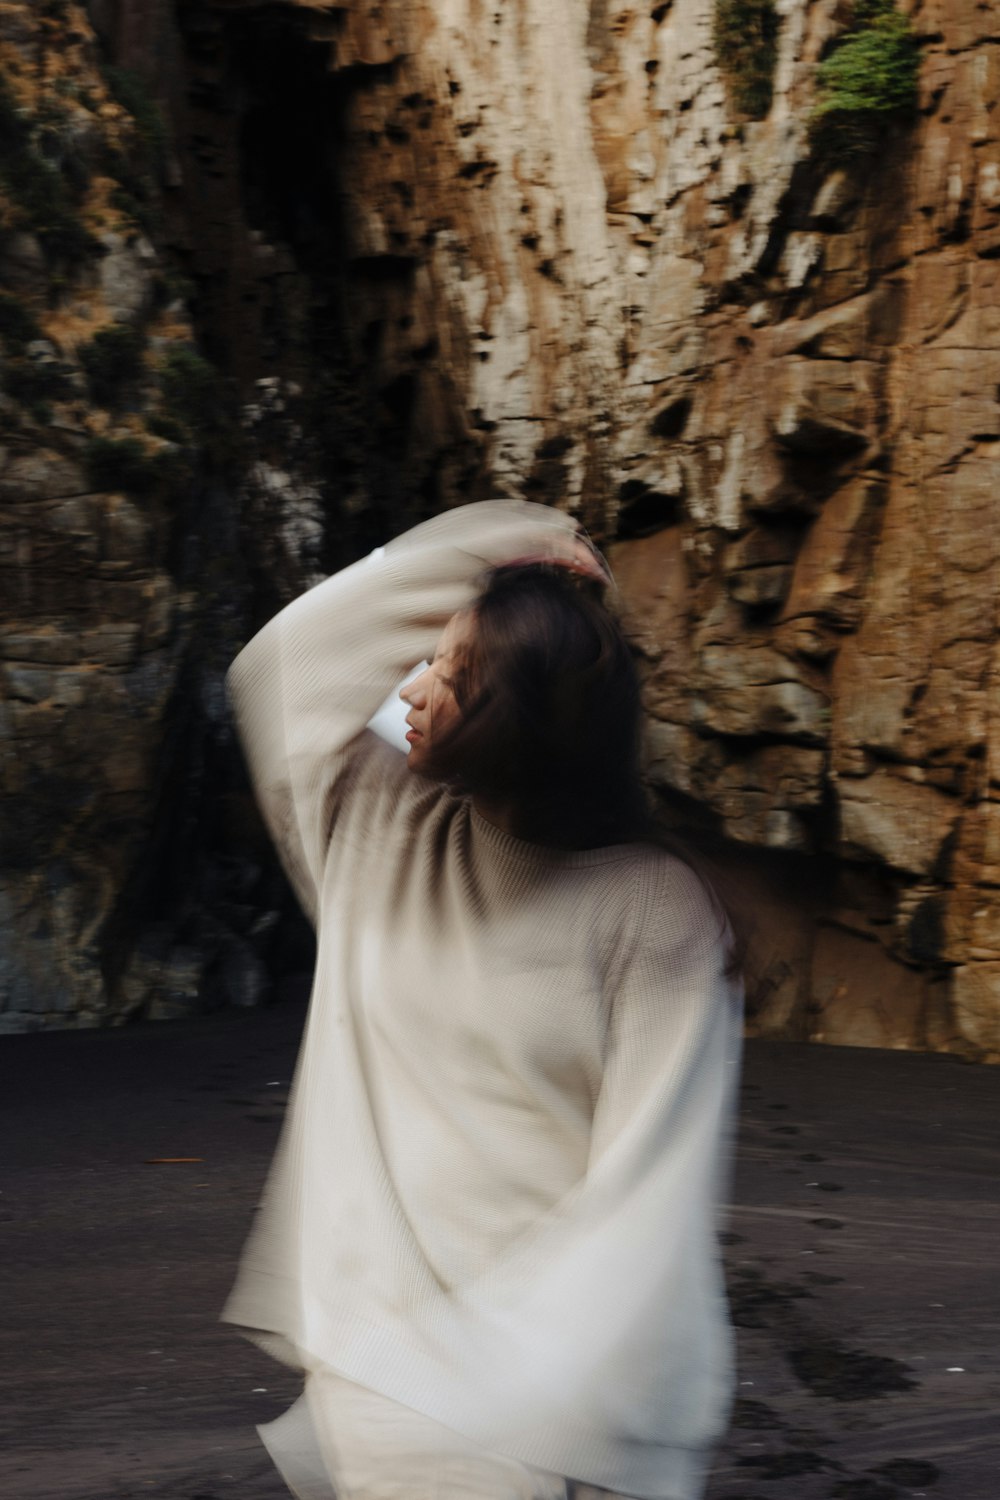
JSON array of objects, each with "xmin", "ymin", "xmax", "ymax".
[
  {"xmin": 3, "ymin": 0, "xmax": 999, "ymax": 1056},
  {"xmin": 0, "ymin": 2, "xmax": 292, "ymax": 1030}
]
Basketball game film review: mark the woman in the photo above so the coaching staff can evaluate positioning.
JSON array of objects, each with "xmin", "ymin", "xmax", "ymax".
[{"xmin": 223, "ymin": 499, "xmax": 742, "ymax": 1500}]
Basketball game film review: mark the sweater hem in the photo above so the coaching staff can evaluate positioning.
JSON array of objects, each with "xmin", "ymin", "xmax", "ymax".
[{"xmin": 226, "ymin": 1302, "xmax": 719, "ymax": 1500}]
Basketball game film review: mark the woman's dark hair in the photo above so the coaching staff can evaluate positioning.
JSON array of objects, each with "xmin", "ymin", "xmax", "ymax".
[
  {"xmin": 425, "ymin": 561, "xmax": 746, "ymax": 979},
  {"xmin": 427, "ymin": 562, "xmax": 647, "ymax": 850}
]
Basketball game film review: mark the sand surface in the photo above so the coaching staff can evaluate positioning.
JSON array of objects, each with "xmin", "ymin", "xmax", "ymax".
[{"xmin": 1, "ymin": 1002, "xmax": 997, "ymax": 1500}]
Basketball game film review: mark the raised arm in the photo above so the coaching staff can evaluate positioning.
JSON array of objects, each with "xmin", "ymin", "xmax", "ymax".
[{"xmin": 227, "ymin": 500, "xmax": 584, "ymax": 919}]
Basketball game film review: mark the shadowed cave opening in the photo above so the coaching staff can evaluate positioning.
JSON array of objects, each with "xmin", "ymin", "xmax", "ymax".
[
  {"xmin": 152, "ymin": 5, "xmax": 471, "ymax": 1014},
  {"xmin": 93, "ymin": 5, "xmax": 373, "ymax": 1015},
  {"xmin": 215, "ymin": 6, "xmax": 458, "ymax": 548}
]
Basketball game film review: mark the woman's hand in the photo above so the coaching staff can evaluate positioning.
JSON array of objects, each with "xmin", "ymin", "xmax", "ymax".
[
  {"xmin": 505, "ymin": 529, "xmax": 612, "ymax": 585},
  {"xmin": 569, "ymin": 530, "xmax": 613, "ymax": 584}
]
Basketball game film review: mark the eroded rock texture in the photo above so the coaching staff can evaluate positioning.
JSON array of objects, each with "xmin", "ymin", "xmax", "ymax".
[
  {"xmin": 0, "ymin": 2, "xmax": 283, "ymax": 1029},
  {"xmin": 3, "ymin": 0, "xmax": 999, "ymax": 1055}
]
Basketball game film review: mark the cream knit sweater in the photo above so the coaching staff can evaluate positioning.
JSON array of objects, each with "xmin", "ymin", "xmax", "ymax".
[{"xmin": 223, "ymin": 500, "xmax": 742, "ymax": 1500}]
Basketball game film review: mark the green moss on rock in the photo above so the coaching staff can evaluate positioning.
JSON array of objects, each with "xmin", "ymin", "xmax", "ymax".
[
  {"xmin": 158, "ymin": 345, "xmax": 233, "ymax": 451},
  {"xmin": 0, "ymin": 71, "xmax": 97, "ymax": 269},
  {"xmin": 714, "ymin": 0, "xmax": 781, "ymax": 120},
  {"xmin": 78, "ymin": 325, "xmax": 146, "ymax": 408}
]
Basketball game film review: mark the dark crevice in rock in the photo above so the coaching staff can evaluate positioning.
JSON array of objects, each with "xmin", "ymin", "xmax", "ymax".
[
  {"xmin": 616, "ymin": 478, "xmax": 681, "ymax": 538},
  {"xmin": 650, "ymin": 394, "xmax": 692, "ymax": 439}
]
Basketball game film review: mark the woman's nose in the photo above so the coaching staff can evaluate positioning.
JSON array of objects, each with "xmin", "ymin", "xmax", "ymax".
[{"xmin": 400, "ymin": 674, "xmax": 427, "ymax": 706}]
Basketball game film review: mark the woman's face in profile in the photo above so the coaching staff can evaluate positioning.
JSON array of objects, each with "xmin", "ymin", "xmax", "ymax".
[{"xmin": 398, "ymin": 609, "xmax": 475, "ymax": 774}]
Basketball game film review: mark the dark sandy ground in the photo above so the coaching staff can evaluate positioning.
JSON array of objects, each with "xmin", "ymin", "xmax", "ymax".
[{"xmin": 1, "ymin": 1001, "xmax": 997, "ymax": 1500}]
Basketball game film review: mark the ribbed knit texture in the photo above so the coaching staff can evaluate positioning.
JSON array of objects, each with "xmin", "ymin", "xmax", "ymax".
[{"xmin": 222, "ymin": 500, "xmax": 743, "ymax": 1500}]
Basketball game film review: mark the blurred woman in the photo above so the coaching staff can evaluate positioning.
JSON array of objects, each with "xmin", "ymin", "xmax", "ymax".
[{"xmin": 223, "ymin": 499, "xmax": 742, "ymax": 1500}]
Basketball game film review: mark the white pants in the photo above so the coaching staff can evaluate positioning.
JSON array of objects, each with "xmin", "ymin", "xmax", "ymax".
[{"xmin": 259, "ymin": 1368, "xmax": 630, "ymax": 1500}]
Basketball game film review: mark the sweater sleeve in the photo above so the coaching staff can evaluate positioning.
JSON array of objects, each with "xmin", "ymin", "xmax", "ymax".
[
  {"xmin": 588, "ymin": 857, "xmax": 734, "ymax": 1172},
  {"xmin": 227, "ymin": 500, "xmax": 580, "ymax": 920}
]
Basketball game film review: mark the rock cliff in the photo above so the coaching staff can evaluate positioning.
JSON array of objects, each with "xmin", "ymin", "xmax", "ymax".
[
  {"xmin": 0, "ymin": 2, "xmax": 280, "ymax": 1029},
  {"xmin": 3, "ymin": 0, "xmax": 999, "ymax": 1058}
]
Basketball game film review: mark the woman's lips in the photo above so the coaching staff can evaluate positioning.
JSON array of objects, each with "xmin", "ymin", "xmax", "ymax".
[{"xmin": 405, "ymin": 728, "xmax": 422, "ymax": 744}]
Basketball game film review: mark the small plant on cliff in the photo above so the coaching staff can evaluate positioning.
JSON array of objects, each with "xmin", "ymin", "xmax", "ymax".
[
  {"xmin": 84, "ymin": 436, "xmax": 159, "ymax": 495},
  {"xmin": 158, "ymin": 345, "xmax": 232, "ymax": 448},
  {"xmin": 0, "ymin": 292, "xmax": 70, "ymax": 406},
  {"xmin": 713, "ymin": 0, "xmax": 781, "ymax": 120},
  {"xmin": 2, "ymin": 146, "xmax": 96, "ymax": 265},
  {"xmin": 83, "ymin": 435, "xmax": 191, "ymax": 499},
  {"xmin": 98, "ymin": 66, "xmax": 168, "ymax": 237},
  {"xmin": 145, "ymin": 410, "xmax": 186, "ymax": 444},
  {"xmin": 152, "ymin": 270, "xmax": 197, "ymax": 312},
  {"xmin": 1, "ymin": 356, "xmax": 71, "ymax": 408},
  {"xmin": 103, "ymin": 67, "xmax": 168, "ymax": 175},
  {"xmin": 810, "ymin": 0, "xmax": 920, "ymax": 158},
  {"xmin": 0, "ymin": 72, "xmax": 96, "ymax": 268},
  {"xmin": 78, "ymin": 325, "xmax": 146, "ymax": 409},
  {"xmin": 0, "ymin": 292, "xmax": 42, "ymax": 351},
  {"xmin": 0, "ymin": 74, "xmax": 24, "ymax": 150},
  {"xmin": 108, "ymin": 183, "xmax": 159, "ymax": 237}
]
